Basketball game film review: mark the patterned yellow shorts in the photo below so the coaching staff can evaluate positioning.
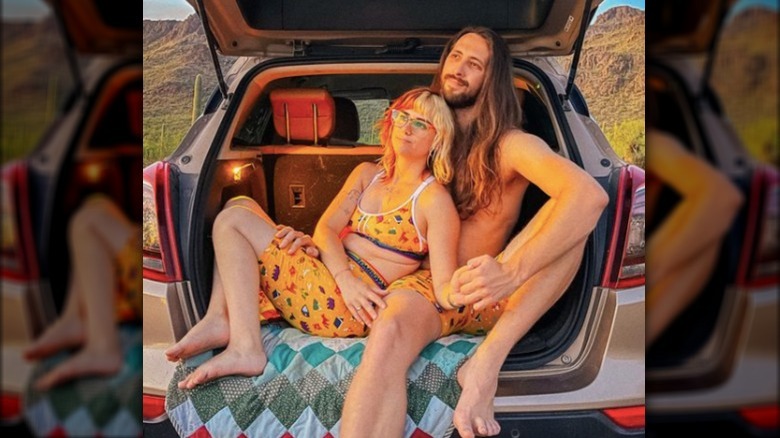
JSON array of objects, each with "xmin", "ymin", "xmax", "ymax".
[
  {"xmin": 386, "ymin": 269, "xmax": 507, "ymax": 336},
  {"xmin": 115, "ymin": 231, "xmax": 142, "ymax": 322},
  {"xmin": 257, "ymin": 239, "xmax": 388, "ymax": 338}
]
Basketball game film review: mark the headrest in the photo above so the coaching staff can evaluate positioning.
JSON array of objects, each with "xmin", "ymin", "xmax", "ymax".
[{"xmin": 270, "ymin": 88, "xmax": 335, "ymax": 144}]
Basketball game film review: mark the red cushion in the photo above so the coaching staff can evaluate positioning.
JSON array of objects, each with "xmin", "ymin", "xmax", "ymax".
[{"xmin": 270, "ymin": 89, "xmax": 335, "ymax": 143}]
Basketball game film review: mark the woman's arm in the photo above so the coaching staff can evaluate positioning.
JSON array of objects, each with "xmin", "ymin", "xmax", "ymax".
[
  {"xmin": 418, "ymin": 183, "xmax": 461, "ymax": 310},
  {"xmin": 313, "ymin": 162, "xmax": 387, "ymax": 325}
]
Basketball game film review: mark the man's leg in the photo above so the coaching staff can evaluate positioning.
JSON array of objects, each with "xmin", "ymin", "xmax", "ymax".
[
  {"xmin": 454, "ymin": 200, "xmax": 585, "ymax": 438},
  {"xmin": 647, "ymin": 237, "xmax": 722, "ymax": 346},
  {"xmin": 340, "ymin": 290, "xmax": 442, "ymax": 438}
]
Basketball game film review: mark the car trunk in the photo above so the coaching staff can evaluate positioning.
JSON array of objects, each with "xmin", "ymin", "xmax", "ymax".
[{"xmin": 185, "ymin": 59, "xmax": 598, "ymax": 371}]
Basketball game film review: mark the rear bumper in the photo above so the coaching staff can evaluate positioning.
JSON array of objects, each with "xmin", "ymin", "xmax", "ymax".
[
  {"xmin": 647, "ymin": 410, "xmax": 777, "ymax": 438},
  {"xmin": 451, "ymin": 410, "xmax": 644, "ymax": 437},
  {"xmin": 494, "ymin": 285, "xmax": 644, "ymax": 410}
]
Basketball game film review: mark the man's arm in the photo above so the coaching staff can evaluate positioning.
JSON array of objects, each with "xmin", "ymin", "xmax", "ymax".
[
  {"xmin": 645, "ymin": 129, "xmax": 743, "ymax": 286},
  {"xmin": 452, "ymin": 131, "xmax": 608, "ymax": 309}
]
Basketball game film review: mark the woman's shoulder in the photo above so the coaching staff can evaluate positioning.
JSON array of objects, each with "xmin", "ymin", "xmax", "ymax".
[
  {"xmin": 417, "ymin": 180, "xmax": 454, "ymax": 209},
  {"xmin": 351, "ymin": 162, "xmax": 382, "ymax": 185}
]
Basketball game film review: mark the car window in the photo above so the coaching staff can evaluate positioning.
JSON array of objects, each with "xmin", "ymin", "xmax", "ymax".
[
  {"xmin": 1, "ymin": 0, "xmax": 77, "ymax": 163},
  {"xmin": 88, "ymin": 78, "xmax": 143, "ymax": 151},
  {"xmin": 229, "ymin": 73, "xmax": 433, "ymax": 148},
  {"xmin": 647, "ymin": 74, "xmax": 695, "ymax": 152},
  {"xmin": 354, "ymin": 99, "xmax": 388, "ymax": 144}
]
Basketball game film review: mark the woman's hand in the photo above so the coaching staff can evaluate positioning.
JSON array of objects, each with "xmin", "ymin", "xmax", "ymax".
[
  {"xmin": 275, "ymin": 225, "xmax": 320, "ymax": 257},
  {"xmin": 334, "ymin": 270, "xmax": 388, "ymax": 327}
]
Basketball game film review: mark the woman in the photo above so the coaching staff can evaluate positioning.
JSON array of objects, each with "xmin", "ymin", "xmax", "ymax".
[{"xmin": 166, "ymin": 87, "xmax": 464, "ymax": 389}]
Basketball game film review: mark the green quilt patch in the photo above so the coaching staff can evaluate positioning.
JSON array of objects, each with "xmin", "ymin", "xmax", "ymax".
[{"xmin": 166, "ymin": 322, "xmax": 484, "ymax": 438}]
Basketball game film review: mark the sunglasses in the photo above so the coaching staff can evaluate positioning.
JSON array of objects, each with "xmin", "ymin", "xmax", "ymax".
[{"xmin": 391, "ymin": 109, "xmax": 435, "ymax": 133}]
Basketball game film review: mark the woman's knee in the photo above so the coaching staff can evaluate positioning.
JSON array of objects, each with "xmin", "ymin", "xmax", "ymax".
[
  {"xmin": 368, "ymin": 295, "xmax": 439, "ymax": 350},
  {"xmin": 212, "ymin": 206, "xmax": 253, "ymax": 236}
]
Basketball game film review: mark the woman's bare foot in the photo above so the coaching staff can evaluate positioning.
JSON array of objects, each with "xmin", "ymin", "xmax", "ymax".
[
  {"xmin": 33, "ymin": 343, "xmax": 123, "ymax": 391},
  {"xmin": 177, "ymin": 347, "xmax": 267, "ymax": 389},
  {"xmin": 453, "ymin": 356, "xmax": 501, "ymax": 438},
  {"xmin": 24, "ymin": 315, "xmax": 85, "ymax": 361},
  {"xmin": 164, "ymin": 312, "xmax": 230, "ymax": 362}
]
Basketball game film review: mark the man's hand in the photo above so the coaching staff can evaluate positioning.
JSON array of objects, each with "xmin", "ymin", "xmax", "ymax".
[
  {"xmin": 450, "ymin": 255, "xmax": 520, "ymax": 311},
  {"xmin": 275, "ymin": 225, "xmax": 320, "ymax": 257}
]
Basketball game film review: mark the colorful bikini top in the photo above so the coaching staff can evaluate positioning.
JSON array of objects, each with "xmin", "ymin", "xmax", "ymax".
[{"xmin": 345, "ymin": 171, "xmax": 436, "ymax": 261}]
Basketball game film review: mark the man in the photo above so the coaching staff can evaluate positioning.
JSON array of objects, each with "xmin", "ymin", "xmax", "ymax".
[{"xmin": 280, "ymin": 27, "xmax": 608, "ymax": 438}]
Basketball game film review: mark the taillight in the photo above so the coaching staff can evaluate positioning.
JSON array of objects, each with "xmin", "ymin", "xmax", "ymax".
[
  {"xmin": 602, "ymin": 405, "xmax": 645, "ymax": 429},
  {"xmin": 1, "ymin": 161, "xmax": 38, "ymax": 281},
  {"xmin": 740, "ymin": 404, "xmax": 779, "ymax": 430},
  {"xmin": 143, "ymin": 161, "xmax": 182, "ymax": 282},
  {"xmin": 738, "ymin": 165, "xmax": 779, "ymax": 287},
  {"xmin": 602, "ymin": 165, "xmax": 646, "ymax": 288},
  {"xmin": 1, "ymin": 392, "xmax": 22, "ymax": 421},
  {"xmin": 142, "ymin": 394, "xmax": 167, "ymax": 422}
]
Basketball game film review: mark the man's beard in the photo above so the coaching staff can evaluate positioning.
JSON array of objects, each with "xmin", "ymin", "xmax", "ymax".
[
  {"xmin": 443, "ymin": 87, "xmax": 479, "ymax": 109},
  {"xmin": 442, "ymin": 76, "xmax": 480, "ymax": 109}
]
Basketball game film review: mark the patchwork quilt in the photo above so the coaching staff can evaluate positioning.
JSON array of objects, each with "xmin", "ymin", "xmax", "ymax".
[
  {"xmin": 166, "ymin": 322, "xmax": 485, "ymax": 438},
  {"xmin": 22, "ymin": 324, "xmax": 143, "ymax": 437}
]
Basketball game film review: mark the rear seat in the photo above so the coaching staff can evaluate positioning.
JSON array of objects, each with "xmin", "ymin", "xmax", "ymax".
[{"xmin": 266, "ymin": 88, "xmax": 380, "ymax": 235}]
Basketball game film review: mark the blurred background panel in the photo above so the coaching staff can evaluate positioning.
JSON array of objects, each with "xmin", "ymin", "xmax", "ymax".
[
  {"xmin": 646, "ymin": 0, "xmax": 778, "ymax": 436},
  {"xmin": 2, "ymin": 0, "xmax": 142, "ymax": 436}
]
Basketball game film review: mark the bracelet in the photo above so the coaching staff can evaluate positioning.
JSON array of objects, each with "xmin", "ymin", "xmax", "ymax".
[{"xmin": 333, "ymin": 267, "xmax": 351, "ymax": 279}]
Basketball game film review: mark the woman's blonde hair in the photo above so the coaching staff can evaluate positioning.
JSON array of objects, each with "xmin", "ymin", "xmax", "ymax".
[{"xmin": 376, "ymin": 87, "xmax": 455, "ymax": 184}]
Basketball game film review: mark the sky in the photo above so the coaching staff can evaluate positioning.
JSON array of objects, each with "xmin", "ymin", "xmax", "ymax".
[{"xmin": 143, "ymin": 0, "xmax": 194, "ymax": 21}]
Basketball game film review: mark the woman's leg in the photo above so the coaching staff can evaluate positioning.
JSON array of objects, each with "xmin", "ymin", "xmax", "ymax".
[
  {"xmin": 340, "ymin": 290, "xmax": 441, "ymax": 438},
  {"xmin": 163, "ymin": 264, "xmax": 230, "ymax": 361},
  {"xmin": 178, "ymin": 199, "xmax": 278, "ymax": 389},
  {"xmin": 32, "ymin": 196, "xmax": 138, "ymax": 390},
  {"xmin": 165, "ymin": 197, "xmax": 276, "ymax": 362},
  {"xmin": 23, "ymin": 272, "xmax": 85, "ymax": 360}
]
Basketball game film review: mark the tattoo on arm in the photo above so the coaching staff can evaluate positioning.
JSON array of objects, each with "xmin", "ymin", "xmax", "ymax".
[{"xmin": 340, "ymin": 189, "xmax": 362, "ymax": 215}]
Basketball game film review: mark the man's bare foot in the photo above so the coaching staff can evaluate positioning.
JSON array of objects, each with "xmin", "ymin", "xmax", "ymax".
[
  {"xmin": 177, "ymin": 347, "xmax": 267, "ymax": 389},
  {"xmin": 24, "ymin": 315, "xmax": 85, "ymax": 361},
  {"xmin": 33, "ymin": 343, "xmax": 122, "ymax": 391},
  {"xmin": 453, "ymin": 357, "xmax": 501, "ymax": 438},
  {"xmin": 164, "ymin": 312, "xmax": 229, "ymax": 362}
]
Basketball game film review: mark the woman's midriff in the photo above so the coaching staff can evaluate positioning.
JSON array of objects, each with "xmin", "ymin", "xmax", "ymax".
[{"xmin": 341, "ymin": 232, "xmax": 421, "ymax": 284}]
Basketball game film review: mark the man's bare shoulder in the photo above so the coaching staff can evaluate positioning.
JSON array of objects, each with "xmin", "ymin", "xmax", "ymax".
[{"xmin": 499, "ymin": 129, "xmax": 552, "ymax": 156}]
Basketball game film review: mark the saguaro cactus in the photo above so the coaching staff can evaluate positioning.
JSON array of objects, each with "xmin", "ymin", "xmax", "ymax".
[{"xmin": 191, "ymin": 74, "xmax": 202, "ymax": 124}]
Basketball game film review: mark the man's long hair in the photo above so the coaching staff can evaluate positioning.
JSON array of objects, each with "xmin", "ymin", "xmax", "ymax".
[{"xmin": 432, "ymin": 26, "xmax": 523, "ymax": 219}]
